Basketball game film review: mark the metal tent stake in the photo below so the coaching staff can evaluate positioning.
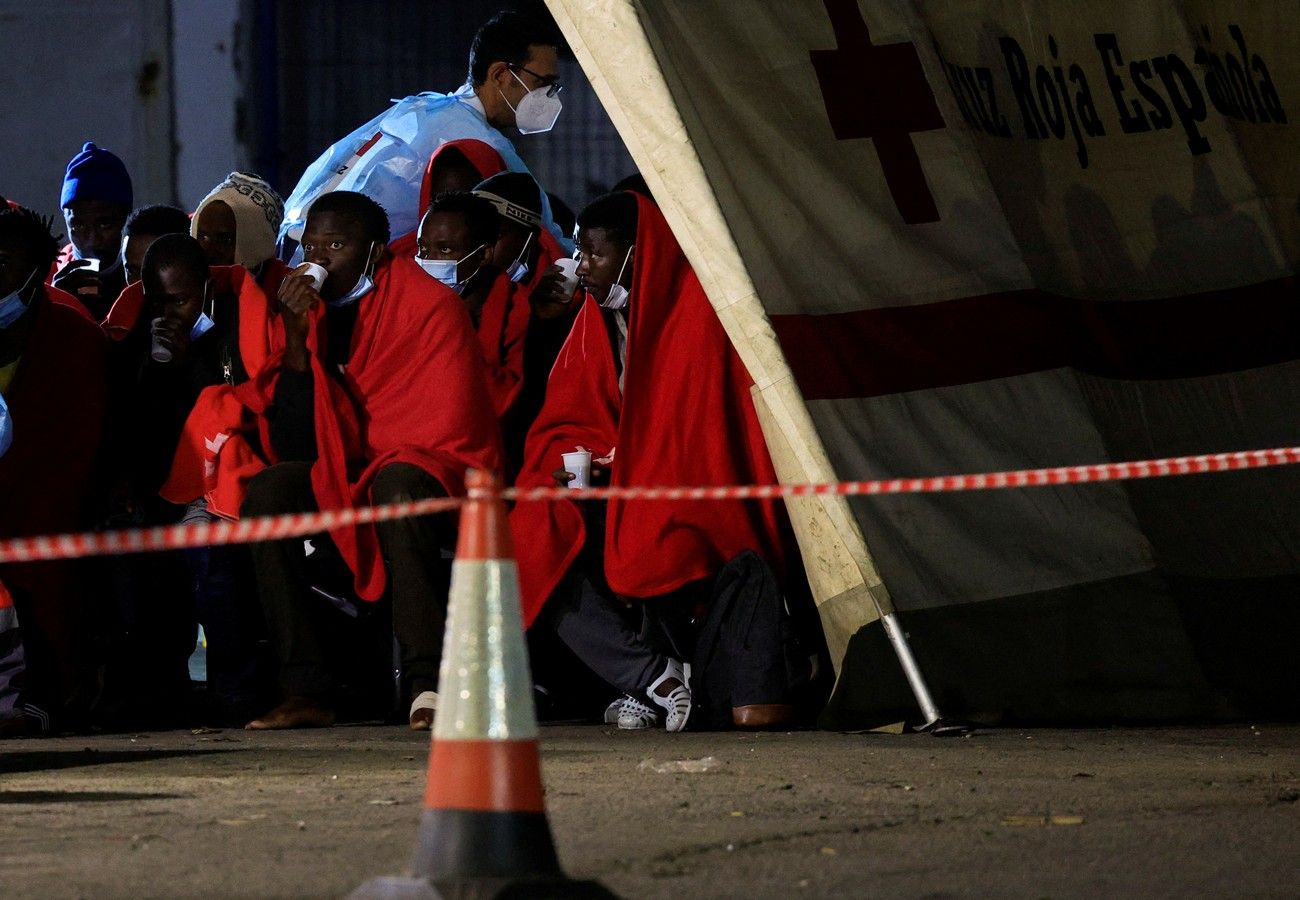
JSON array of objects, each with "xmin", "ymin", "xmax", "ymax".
[{"xmin": 878, "ymin": 610, "xmax": 971, "ymax": 737}]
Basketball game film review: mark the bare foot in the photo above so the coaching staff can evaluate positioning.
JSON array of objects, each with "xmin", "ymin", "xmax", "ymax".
[{"xmin": 245, "ymin": 696, "xmax": 335, "ymax": 730}]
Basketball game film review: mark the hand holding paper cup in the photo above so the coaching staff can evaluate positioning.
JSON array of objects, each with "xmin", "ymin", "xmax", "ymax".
[
  {"xmin": 150, "ymin": 317, "xmax": 174, "ymax": 363},
  {"xmin": 554, "ymin": 257, "xmax": 580, "ymax": 300},
  {"xmin": 295, "ymin": 262, "xmax": 328, "ymax": 291},
  {"xmin": 561, "ymin": 449, "xmax": 592, "ymax": 488}
]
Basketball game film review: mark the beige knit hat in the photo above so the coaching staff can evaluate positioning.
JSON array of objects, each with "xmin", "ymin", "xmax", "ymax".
[{"xmin": 191, "ymin": 172, "xmax": 284, "ymax": 269}]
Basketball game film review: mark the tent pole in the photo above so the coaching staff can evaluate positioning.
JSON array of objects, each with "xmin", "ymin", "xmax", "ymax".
[{"xmin": 878, "ymin": 611, "xmax": 970, "ymax": 736}]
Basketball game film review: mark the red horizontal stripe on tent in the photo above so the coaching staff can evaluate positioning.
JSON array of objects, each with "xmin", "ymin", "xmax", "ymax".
[
  {"xmin": 770, "ymin": 276, "xmax": 1299, "ymax": 401},
  {"xmin": 424, "ymin": 739, "xmax": 546, "ymax": 813}
]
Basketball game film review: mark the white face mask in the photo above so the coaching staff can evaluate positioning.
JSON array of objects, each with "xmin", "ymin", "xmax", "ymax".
[
  {"xmin": 599, "ymin": 245, "xmax": 634, "ymax": 310},
  {"xmin": 415, "ymin": 244, "xmax": 485, "ymax": 294},
  {"xmin": 0, "ymin": 268, "xmax": 39, "ymax": 329},
  {"xmin": 0, "ymin": 391, "xmax": 12, "ymax": 458},
  {"xmin": 328, "ymin": 241, "xmax": 377, "ymax": 308},
  {"xmin": 502, "ymin": 70, "xmax": 563, "ymax": 135},
  {"xmin": 505, "ymin": 231, "xmax": 534, "ymax": 284}
]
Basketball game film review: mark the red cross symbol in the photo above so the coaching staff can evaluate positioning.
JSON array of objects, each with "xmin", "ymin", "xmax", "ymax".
[{"xmin": 810, "ymin": 0, "xmax": 945, "ymax": 224}]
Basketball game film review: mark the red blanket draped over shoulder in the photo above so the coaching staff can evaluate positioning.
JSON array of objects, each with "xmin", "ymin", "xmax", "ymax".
[
  {"xmin": 509, "ymin": 195, "xmax": 784, "ymax": 627},
  {"xmin": 477, "ymin": 229, "xmax": 565, "ymax": 418},
  {"xmin": 164, "ymin": 255, "xmax": 501, "ymax": 602},
  {"xmin": 308, "ymin": 255, "xmax": 502, "ymax": 600},
  {"xmin": 389, "ymin": 139, "xmax": 507, "ymax": 258}
]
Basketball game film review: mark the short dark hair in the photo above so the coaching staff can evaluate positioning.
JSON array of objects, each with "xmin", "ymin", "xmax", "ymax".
[
  {"xmin": 308, "ymin": 191, "xmax": 391, "ymax": 245},
  {"xmin": 142, "ymin": 233, "xmax": 209, "ymax": 294},
  {"xmin": 468, "ymin": 10, "xmax": 559, "ymax": 86},
  {"xmin": 577, "ymin": 191, "xmax": 639, "ymax": 248},
  {"xmin": 125, "ymin": 204, "xmax": 192, "ymax": 239},
  {"xmin": 428, "ymin": 192, "xmax": 501, "ymax": 250},
  {"xmin": 0, "ymin": 205, "xmax": 62, "ymax": 274}
]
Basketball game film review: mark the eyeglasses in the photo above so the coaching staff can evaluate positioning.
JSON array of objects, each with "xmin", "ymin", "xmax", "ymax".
[{"xmin": 509, "ymin": 64, "xmax": 563, "ymax": 98}]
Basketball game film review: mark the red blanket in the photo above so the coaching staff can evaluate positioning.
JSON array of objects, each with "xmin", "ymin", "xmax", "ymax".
[
  {"xmin": 308, "ymin": 255, "xmax": 502, "ymax": 600},
  {"xmin": 0, "ymin": 288, "xmax": 106, "ymax": 694},
  {"xmin": 478, "ymin": 229, "xmax": 566, "ymax": 417},
  {"xmin": 389, "ymin": 139, "xmax": 507, "ymax": 258},
  {"xmin": 165, "ymin": 255, "xmax": 502, "ymax": 601},
  {"xmin": 509, "ymin": 196, "xmax": 784, "ymax": 627}
]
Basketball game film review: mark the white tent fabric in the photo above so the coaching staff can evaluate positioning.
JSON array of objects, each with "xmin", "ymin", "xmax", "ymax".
[
  {"xmin": 547, "ymin": 0, "xmax": 1300, "ymax": 725},
  {"xmin": 544, "ymin": 0, "xmax": 895, "ymax": 675}
]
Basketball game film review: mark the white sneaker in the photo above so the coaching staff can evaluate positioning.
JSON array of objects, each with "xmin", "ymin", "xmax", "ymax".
[
  {"xmin": 615, "ymin": 695, "xmax": 660, "ymax": 730},
  {"xmin": 647, "ymin": 659, "xmax": 692, "ymax": 733}
]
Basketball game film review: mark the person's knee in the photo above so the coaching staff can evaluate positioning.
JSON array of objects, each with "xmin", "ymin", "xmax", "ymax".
[
  {"xmin": 371, "ymin": 463, "xmax": 443, "ymax": 506},
  {"xmin": 241, "ymin": 463, "xmax": 313, "ymax": 518}
]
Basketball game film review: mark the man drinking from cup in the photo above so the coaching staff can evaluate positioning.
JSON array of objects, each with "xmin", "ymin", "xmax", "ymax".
[
  {"xmin": 241, "ymin": 191, "xmax": 500, "ymax": 732},
  {"xmin": 509, "ymin": 191, "xmax": 786, "ymax": 732}
]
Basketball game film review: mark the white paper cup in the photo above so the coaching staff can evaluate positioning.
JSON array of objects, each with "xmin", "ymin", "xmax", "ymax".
[
  {"xmin": 82, "ymin": 257, "xmax": 101, "ymax": 273},
  {"xmin": 296, "ymin": 262, "xmax": 328, "ymax": 291},
  {"xmin": 150, "ymin": 317, "xmax": 173, "ymax": 363},
  {"xmin": 561, "ymin": 450, "xmax": 592, "ymax": 489},
  {"xmin": 554, "ymin": 258, "xmax": 580, "ymax": 300}
]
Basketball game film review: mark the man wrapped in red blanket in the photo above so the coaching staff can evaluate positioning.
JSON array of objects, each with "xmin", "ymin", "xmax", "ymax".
[
  {"xmin": 510, "ymin": 192, "xmax": 784, "ymax": 732},
  {"xmin": 238, "ymin": 191, "xmax": 500, "ymax": 731}
]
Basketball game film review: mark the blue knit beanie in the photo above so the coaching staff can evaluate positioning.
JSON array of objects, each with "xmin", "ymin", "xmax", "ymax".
[{"xmin": 61, "ymin": 142, "xmax": 133, "ymax": 209}]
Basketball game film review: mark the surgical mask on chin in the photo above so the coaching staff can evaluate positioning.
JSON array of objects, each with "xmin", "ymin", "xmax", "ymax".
[
  {"xmin": 0, "ymin": 392, "xmax": 12, "ymax": 458},
  {"xmin": 328, "ymin": 242, "xmax": 377, "ymax": 308},
  {"xmin": 414, "ymin": 244, "xmax": 485, "ymax": 295},
  {"xmin": 599, "ymin": 245, "xmax": 634, "ymax": 310},
  {"xmin": 0, "ymin": 268, "xmax": 39, "ymax": 329},
  {"xmin": 505, "ymin": 232, "xmax": 534, "ymax": 284},
  {"xmin": 501, "ymin": 71, "xmax": 562, "ymax": 135}
]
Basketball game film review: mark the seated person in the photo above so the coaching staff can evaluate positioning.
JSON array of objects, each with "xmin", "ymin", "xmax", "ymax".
[
  {"xmin": 472, "ymin": 173, "xmax": 570, "ymax": 474},
  {"xmin": 242, "ymin": 191, "xmax": 500, "ymax": 731},
  {"xmin": 510, "ymin": 192, "xmax": 785, "ymax": 732},
  {"xmin": 414, "ymin": 177, "xmax": 568, "ymax": 474},
  {"xmin": 415, "ymin": 192, "xmax": 500, "ymax": 322},
  {"xmin": 191, "ymin": 172, "xmax": 290, "ymax": 296},
  {"xmin": 122, "ymin": 205, "xmax": 193, "ymax": 285},
  {"xmin": 49, "ymin": 142, "xmax": 133, "ymax": 319},
  {"xmin": 0, "ymin": 205, "xmax": 107, "ymax": 732},
  {"xmin": 97, "ymin": 235, "xmax": 258, "ymax": 726},
  {"xmin": 389, "ymin": 139, "xmax": 506, "ymax": 258}
]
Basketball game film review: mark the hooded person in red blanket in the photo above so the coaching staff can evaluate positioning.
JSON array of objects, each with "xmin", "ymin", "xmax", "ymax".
[
  {"xmin": 510, "ymin": 192, "xmax": 784, "ymax": 732},
  {"xmin": 0, "ymin": 205, "xmax": 107, "ymax": 733},
  {"xmin": 389, "ymin": 139, "xmax": 507, "ymax": 259},
  {"xmin": 415, "ymin": 174, "xmax": 566, "ymax": 475},
  {"xmin": 242, "ymin": 191, "xmax": 500, "ymax": 731}
]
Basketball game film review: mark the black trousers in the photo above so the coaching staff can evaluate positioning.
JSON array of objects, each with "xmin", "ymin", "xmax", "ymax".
[
  {"xmin": 242, "ymin": 461, "xmax": 452, "ymax": 702},
  {"xmin": 538, "ymin": 503, "xmax": 705, "ymax": 697}
]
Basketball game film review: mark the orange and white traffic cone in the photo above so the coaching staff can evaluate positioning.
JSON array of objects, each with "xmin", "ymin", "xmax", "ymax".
[{"xmin": 352, "ymin": 470, "xmax": 612, "ymax": 899}]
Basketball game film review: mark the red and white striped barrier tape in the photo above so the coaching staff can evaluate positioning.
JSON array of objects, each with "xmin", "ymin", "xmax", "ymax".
[
  {"xmin": 2, "ymin": 447, "xmax": 1298, "ymax": 564},
  {"xmin": 0, "ymin": 496, "xmax": 461, "ymax": 564}
]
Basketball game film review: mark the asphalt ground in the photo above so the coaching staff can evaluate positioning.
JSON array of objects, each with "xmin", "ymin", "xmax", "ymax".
[{"xmin": 1, "ymin": 724, "xmax": 1298, "ymax": 898}]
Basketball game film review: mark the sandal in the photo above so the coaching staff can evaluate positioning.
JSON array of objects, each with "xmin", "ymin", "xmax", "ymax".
[
  {"xmin": 615, "ymin": 695, "xmax": 659, "ymax": 730},
  {"xmin": 408, "ymin": 690, "xmax": 438, "ymax": 731},
  {"xmin": 646, "ymin": 659, "xmax": 691, "ymax": 733}
]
